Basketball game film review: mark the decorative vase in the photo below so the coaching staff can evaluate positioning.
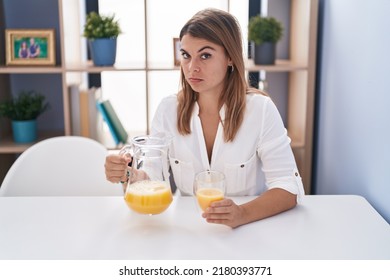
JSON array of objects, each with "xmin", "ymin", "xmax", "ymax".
[
  {"xmin": 254, "ymin": 42, "xmax": 276, "ymax": 65},
  {"xmin": 11, "ymin": 119, "xmax": 37, "ymax": 143},
  {"xmin": 88, "ymin": 38, "xmax": 117, "ymax": 66}
]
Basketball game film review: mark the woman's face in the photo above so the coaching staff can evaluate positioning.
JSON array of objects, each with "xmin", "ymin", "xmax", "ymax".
[{"xmin": 180, "ymin": 35, "xmax": 231, "ymax": 96}]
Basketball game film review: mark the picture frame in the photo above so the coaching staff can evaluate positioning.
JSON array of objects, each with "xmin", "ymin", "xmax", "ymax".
[
  {"xmin": 5, "ymin": 29, "xmax": 56, "ymax": 66},
  {"xmin": 173, "ymin": 37, "xmax": 181, "ymax": 67}
]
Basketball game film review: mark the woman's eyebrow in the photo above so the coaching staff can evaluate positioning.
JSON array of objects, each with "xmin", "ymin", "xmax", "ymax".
[
  {"xmin": 198, "ymin": 46, "xmax": 216, "ymax": 52},
  {"xmin": 180, "ymin": 46, "xmax": 216, "ymax": 53}
]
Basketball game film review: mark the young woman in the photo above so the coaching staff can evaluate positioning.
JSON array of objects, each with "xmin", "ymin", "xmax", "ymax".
[
  {"xmin": 18, "ymin": 41, "xmax": 29, "ymax": 58},
  {"xmin": 28, "ymin": 37, "xmax": 40, "ymax": 58},
  {"xmin": 105, "ymin": 8, "xmax": 304, "ymax": 228}
]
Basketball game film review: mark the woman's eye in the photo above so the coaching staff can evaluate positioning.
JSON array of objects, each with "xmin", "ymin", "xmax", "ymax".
[
  {"xmin": 200, "ymin": 53, "xmax": 211, "ymax": 59},
  {"xmin": 181, "ymin": 52, "xmax": 189, "ymax": 59}
]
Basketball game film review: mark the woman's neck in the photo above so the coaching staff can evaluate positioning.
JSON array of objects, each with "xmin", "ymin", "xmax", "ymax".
[{"xmin": 197, "ymin": 92, "xmax": 221, "ymax": 115}]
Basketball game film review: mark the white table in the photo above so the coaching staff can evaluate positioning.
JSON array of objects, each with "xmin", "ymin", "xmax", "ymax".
[{"xmin": 0, "ymin": 195, "xmax": 389, "ymax": 260}]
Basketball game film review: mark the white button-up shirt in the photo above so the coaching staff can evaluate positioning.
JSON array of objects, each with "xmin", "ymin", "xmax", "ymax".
[{"xmin": 151, "ymin": 93, "xmax": 304, "ymax": 198}]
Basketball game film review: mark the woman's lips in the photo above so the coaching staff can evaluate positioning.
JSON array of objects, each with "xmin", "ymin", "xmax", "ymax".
[{"xmin": 188, "ymin": 77, "xmax": 203, "ymax": 84}]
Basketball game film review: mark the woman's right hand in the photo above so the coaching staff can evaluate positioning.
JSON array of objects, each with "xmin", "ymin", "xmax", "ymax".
[{"xmin": 104, "ymin": 154, "xmax": 132, "ymax": 184}]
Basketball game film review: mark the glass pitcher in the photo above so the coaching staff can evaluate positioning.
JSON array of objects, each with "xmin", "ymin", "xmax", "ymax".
[{"xmin": 120, "ymin": 133, "xmax": 173, "ymax": 215}]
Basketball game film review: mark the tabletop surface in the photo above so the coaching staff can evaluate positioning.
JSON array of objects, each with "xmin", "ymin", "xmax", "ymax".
[{"xmin": 0, "ymin": 195, "xmax": 389, "ymax": 260}]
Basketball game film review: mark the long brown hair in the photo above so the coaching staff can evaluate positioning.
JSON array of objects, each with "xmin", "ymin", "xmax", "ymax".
[{"xmin": 177, "ymin": 8, "xmax": 263, "ymax": 142}]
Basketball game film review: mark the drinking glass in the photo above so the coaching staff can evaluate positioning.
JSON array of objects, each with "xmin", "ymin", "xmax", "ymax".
[{"xmin": 193, "ymin": 170, "xmax": 226, "ymax": 211}]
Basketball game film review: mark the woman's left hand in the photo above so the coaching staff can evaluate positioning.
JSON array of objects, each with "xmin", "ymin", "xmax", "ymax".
[{"xmin": 202, "ymin": 199, "xmax": 246, "ymax": 228}]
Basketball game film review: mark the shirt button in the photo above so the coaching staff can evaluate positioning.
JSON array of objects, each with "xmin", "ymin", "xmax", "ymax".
[
  {"xmin": 295, "ymin": 172, "xmax": 299, "ymax": 176},
  {"xmin": 175, "ymin": 160, "xmax": 179, "ymax": 164},
  {"xmin": 240, "ymin": 164, "xmax": 245, "ymax": 168}
]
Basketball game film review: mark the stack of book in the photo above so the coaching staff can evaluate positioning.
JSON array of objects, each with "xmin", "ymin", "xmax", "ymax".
[
  {"xmin": 68, "ymin": 85, "xmax": 102, "ymax": 141},
  {"xmin": 68, "ymin": 85, "xmax": 128, "ymax": 146}
]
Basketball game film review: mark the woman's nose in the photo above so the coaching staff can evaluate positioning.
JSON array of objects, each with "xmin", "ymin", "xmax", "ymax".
[{"xmin": 188, "ymin": 59, "xmax": 200, "ymax": 73}]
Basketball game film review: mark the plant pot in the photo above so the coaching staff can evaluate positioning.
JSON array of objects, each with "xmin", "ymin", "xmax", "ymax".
[
  {"xmin": 88, "ymin": 38, "xmax": 117, "ymax": 66},
  {"xmin": 254, "ymin": 42, "xmax": 276, "ymax": 65},
  {"xmin": 11, "ymin": 119, "xmax": 37, "ymax": 143}
]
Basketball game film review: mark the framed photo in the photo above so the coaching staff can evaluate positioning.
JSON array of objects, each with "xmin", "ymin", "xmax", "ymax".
[
  {"xmin": 5, "ymin": 29, "xmax": 56, "ymax": 66},
  {"xmin": 173, "ymin": 37, "xmax": 181, "ymax": 67}
]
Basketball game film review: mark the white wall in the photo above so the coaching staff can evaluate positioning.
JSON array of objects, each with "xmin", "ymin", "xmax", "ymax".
[{"xmin": 314, "ymin": 0, "xmax": 390, "ymax": 222}]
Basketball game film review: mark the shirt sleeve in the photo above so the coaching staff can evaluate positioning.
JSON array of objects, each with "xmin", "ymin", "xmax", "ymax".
[
  {"xmin": 256, "ymin": 98, "xmax": 305, "ymax": 199},
  {"xmin": 150, "ymin": 101, "xmax": 165, "ymax": 135},
  {"xmin": 149, "ymin": 96, "xmax": 178, "ymax": 193},
  {"xmin": 150, "ymin": 95, "xmax": 177, "ymax": 135}
]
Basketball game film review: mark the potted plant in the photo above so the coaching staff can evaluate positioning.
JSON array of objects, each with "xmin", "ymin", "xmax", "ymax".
[
  {"xmin": 83, "ymin": 11, "xmax": 121, "ymax": 66},
  {"xmin": 0, "ymin": 90, "xmax": 49, "ymax": 143},
  {"xmin": 248, "ymin": 15, "xmax": 283, "ymax": 65}
]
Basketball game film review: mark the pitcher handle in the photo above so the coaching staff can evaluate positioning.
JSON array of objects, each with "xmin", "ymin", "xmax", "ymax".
[
  {"xmin": 118, "ymin": 145, "xmax": 133, "ymax": 187},
  {"xmin": 119, "ymin": 144, "xmax": 132, "ymax": 158}
]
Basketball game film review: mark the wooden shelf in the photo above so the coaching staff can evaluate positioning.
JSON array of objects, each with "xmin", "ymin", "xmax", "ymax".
[
  {"xmin": 64, "ymin": 59, "xmax": 307, "ymax": 73},
  {"xmin": 0, "ymin": 66, "xmax": 63, "ymax": 74},
  {"xmin": 0, "ymin": 59, "xmax": 306, "ymax": 74},
  {"xmin": 245, "ymin": 59, "xmax": 308, "ymax": 72},
  {"xmin": 65, "ymin": 61, "xmax": 145, "ymax": 72},
  {"xmin": 0, "ymin": 131, "xmax": 64, "ymax": 153},
  {"xmin": 65, "ymin": 61, "xmax": 182, "ymax": 72}
]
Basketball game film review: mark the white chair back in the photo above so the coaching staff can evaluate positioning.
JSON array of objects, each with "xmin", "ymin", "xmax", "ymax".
[{"xmin": 0, "ymin": 136, "xmax": 123, "ymax": 196}]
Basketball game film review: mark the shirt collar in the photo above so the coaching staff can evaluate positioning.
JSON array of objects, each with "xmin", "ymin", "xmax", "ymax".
[{"xmin": 193, "ymin": 101, "xmax": 226, "ymax": 121}]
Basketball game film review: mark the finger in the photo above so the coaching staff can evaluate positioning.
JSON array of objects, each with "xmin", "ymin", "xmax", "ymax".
[
  {"xmin": 105, "ymin": 167, "xmax": 128, "ymax": 182},
  {"xmin": 106, "ymin": 175, "xmax": 128, "ymax": 183},
  {"xmin": 207, "ymin": 206, "xmax": 231, "ymax": 214},
  {"xmin": 107, "ymin": 155, "xmax": 127, "ymax": 164},
  {"xmin": 123, "ymin": 154, "xmax": 132, "ymax": 164},
  {"xmin": 210, "ymin": 198, "xmax": 233, "ymax": 208},
  {"xmin": 105, "ymin": 168, "xmax": 127, "ymax": 180},
  {"xmin": 109, "ymin": 170, "xmax": 127, "ymax": 178},
  {"xmin": 206, "ymin": 219, "xmax": 230, "ymax": 225},
  {"xmin": 105, "ymin": 157, "xmax": 128, "ymax": 171},
  {"xmin": 106, "ymin": 163, "xmax": 127, "ymax": 171},
  {"xmin": 105, "ymin": 162, "xmax": 126, "ymax": 173},
  {"xmin": 106, "ymin": 175, "xmax": 123, "ymax": 183},
  {"xmin": 204, "ymin": 213, "xmax": 231, "ymax": 220}
]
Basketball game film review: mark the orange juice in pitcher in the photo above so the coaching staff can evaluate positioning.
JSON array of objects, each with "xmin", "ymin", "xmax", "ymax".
[
  {"xmin": 120, "ymin": 134, "xmax": 173, "ymax": 215},
  {"xmin": 125, "ymin": 180, "xmax": 172, "ymax": 215}
]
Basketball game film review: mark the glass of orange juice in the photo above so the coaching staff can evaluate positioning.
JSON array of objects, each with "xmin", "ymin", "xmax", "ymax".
[{"xmin": 194, "ymin": 170, "xmax": 225, "ymax": 211}]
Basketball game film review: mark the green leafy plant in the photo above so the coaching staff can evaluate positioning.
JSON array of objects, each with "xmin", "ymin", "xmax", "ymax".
[
  {"xmin": 248, "ymin": 15, "xmax": 283, "ymax": 45},
  {"xmin": 0, "ymin": 90, "xmax": 49, "ymax": 121},
  {"xmin": 83, "ymin": 11, "xmax": 121, "ymax": 39}
]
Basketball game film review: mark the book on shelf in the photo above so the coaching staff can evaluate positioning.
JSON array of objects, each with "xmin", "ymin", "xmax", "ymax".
[
  {"xmin": 68, "ymin": 85, "xmax": 103, "ymax": 142},
  {"xmin": 80, "ymin": 87, "xmax": 102, "ymax": 140},
  {"xmin": 96, "ymin": 99, "xmax": 128, "ymax": 146},
  {"xmin": 68, "ymin": 84, "xmax": 81, "ymax": 136}
]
